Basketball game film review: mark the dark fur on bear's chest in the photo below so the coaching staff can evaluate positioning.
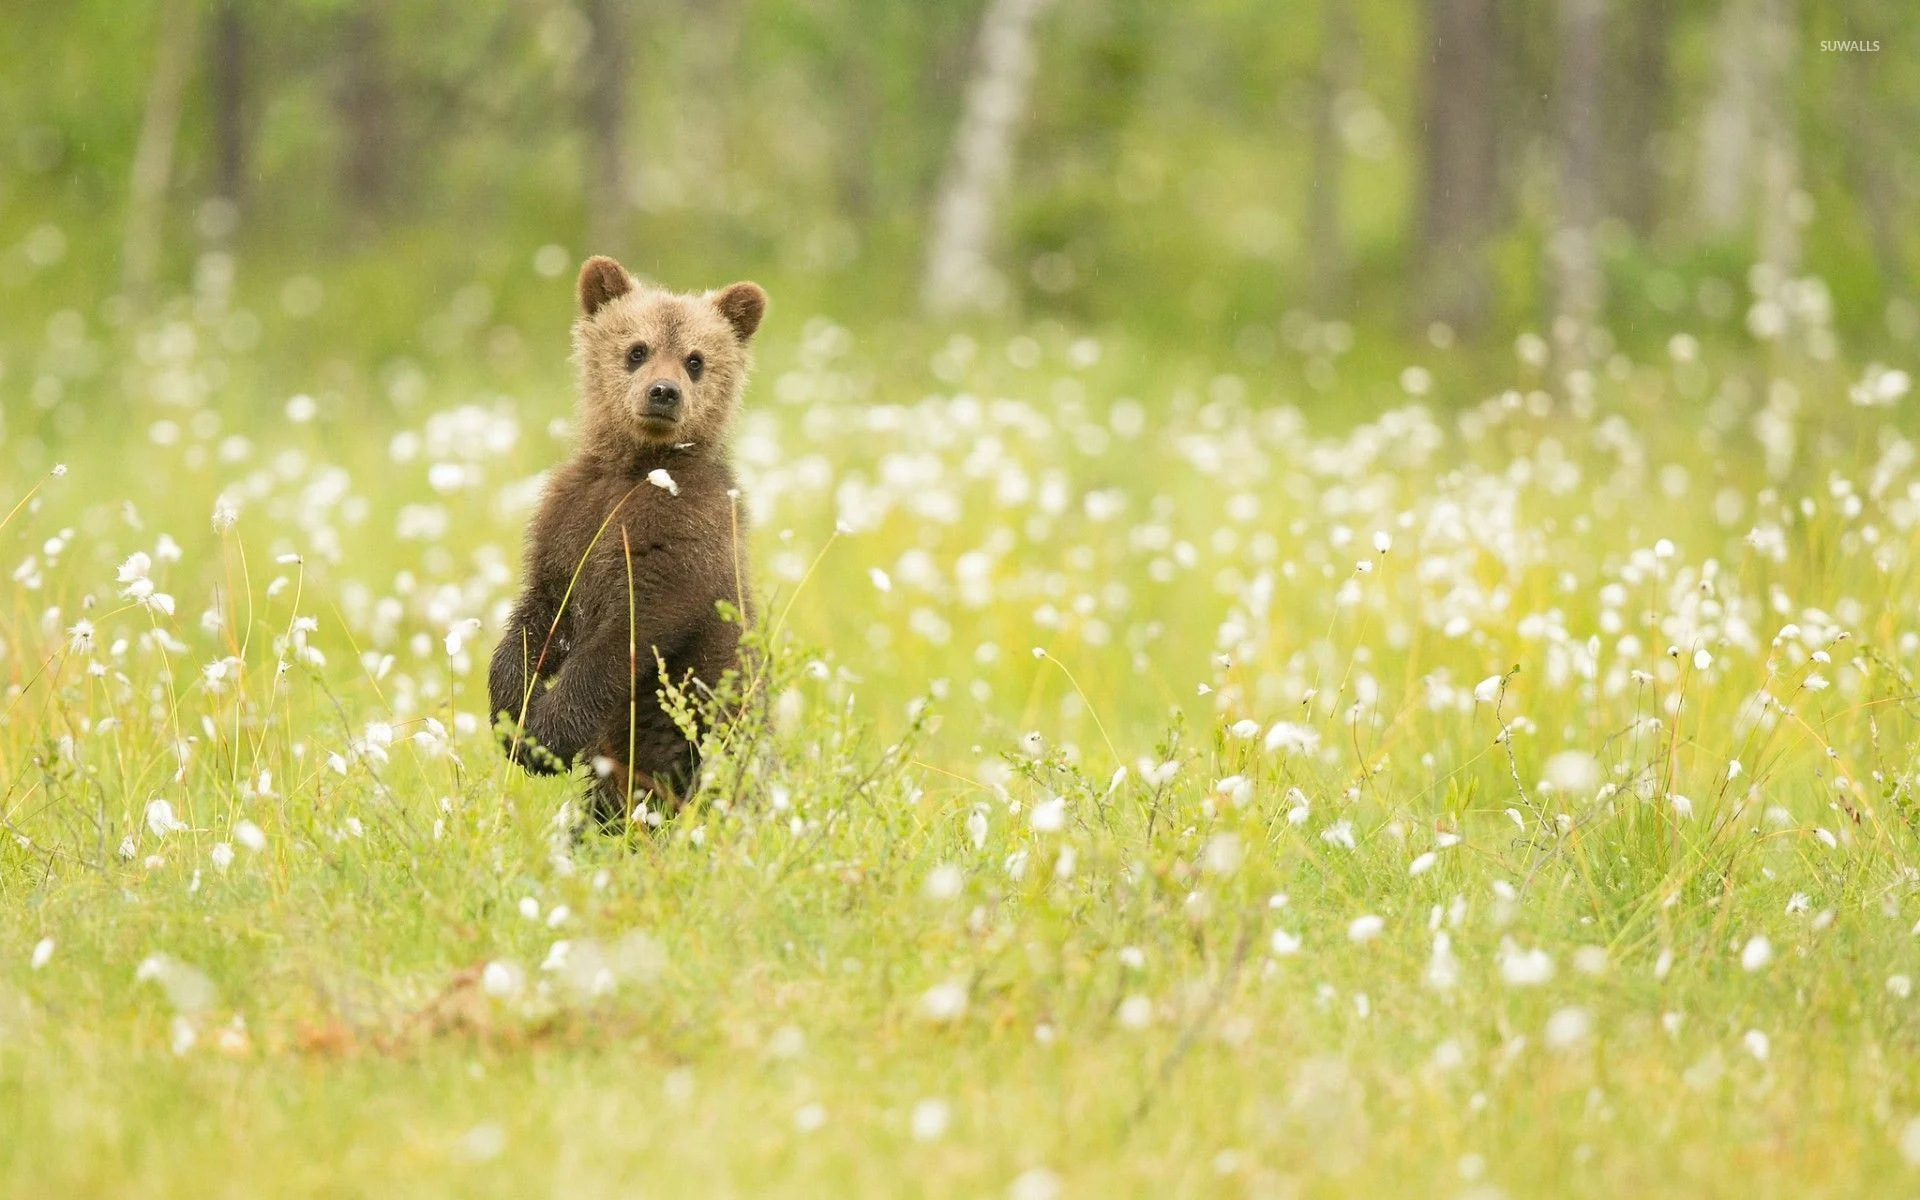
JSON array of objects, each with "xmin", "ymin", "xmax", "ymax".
[
  {"xmin": 488, "ymin": 447, "xmax": 751, "ymax": 821},
  {"xmin": 529, "ymin": 453, "xmax": 745, "ymax": 648}
]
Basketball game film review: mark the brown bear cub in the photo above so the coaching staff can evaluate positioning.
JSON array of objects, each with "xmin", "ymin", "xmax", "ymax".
[{"xmin": 489, "ymin": 256, "xmax": 765, "ymax": 829}]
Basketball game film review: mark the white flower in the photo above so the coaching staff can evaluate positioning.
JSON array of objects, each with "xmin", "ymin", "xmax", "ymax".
[
  {"xmin": 1117, "ymin": 995, "xmax": 1153, "ymax": 1029},
  {"xmin": 868, "ymin": 567, "xmax": 892, "ymax": 592},
  {"xmin": 1543, "ymin": 750, "xmax": 1600, "ymax": 795},
  {"xmin": 358, "ymin": 722, "xmax": 393, "ymax": 765},
  {"xmin": 1740, "ymin": 935, "xmax": 1773, "ymax": 971},
  {"xmin": 1372, "ymin": 530, "xmax": 1392, "ymax": 554},
  {"xmin": 67, "ymin": 620, "xmax": 94, "ymax": 654},
  {"xmin": 910, "ymin": 1098, "xmax": 951, "ymax": 1142},
  {"xmin": 1347, "ymin": 914, "xmax": 1384, "ymax": 943},
  {"xmin": 444, "ymin": 618, "xmax": 483, "ymax": 656},
  {"xmin": 647, "ymin": 468, "xmax": 679, "ymax": 496},
  {"xmin": 1901, "ymin": 1118, "xmax": 1920, "ymax": 1166},
  {"xmin": 1408, "ymin": 851, "xmax": 1438, "ymax": 877},
  {"xmin": 30, "ymin": 938, "xmax": 54, "ymax": 970},
  {"xmin": 481, "ymin": 960, "xmax": 523, "ymax": 997},
  {"xmin": 1499, "ymin": 942, "xmax": 1555, "ymax": 986},
  {"xmin": 1693, "ymin": 648, "xmax": 1713, "ymax": 671},
  {"xmin": 235, "ymin": 820, "xmax": 266, "ymax": 851},
  {"xmin": 211, "ymin": 496, "xmax": 240, "ymax": 533},
  {"xmin": 1270, "ymin": 929, "xmax": 1302, "ymax": 956},
  {"xmin": 1029, "ymin": 796, "xmax": 1067, "ymax": 833},
  {"xmin": 1008, "ymin": 1167, "xmax": 1063, "ymax": 1200},
  {"xmin": 1227, "ymin": 719, "xmax": 1261, "ymax": 739},
  {"xmin": 1544, "ymin": 1006, "xmax": 1592, "ymax": 1050},
  {"xmin": 1201, "ymin": 833, "xmax": 1243, "ymax": 875},
  {"xmin": 1264, "ymin": 721, "xmax": 1320, "ymax": 754},
  {"xmin": 924, "ymin": 864, "xmax": 964, "ymax": 901},
  {"xmin": 145, "ymin": 798, "xmax": 189, "ymax": 837},
  {"xmin": 1427, "ymin": 933, "xmax": 1460, "ymax": 990},
  {"xmin": 921, "ymin": 981, "xmax": 969, "ymax": 1023},
  {"xmin": 1473, "ymin": 675, "xmax": 1503, "ymax": 704},
  {"xmin": 1743, "ymin": 1029, "xmax": 1770, "ymax": 1061},
  {"xmin": 117, "ymin": 551, "xmax": 152, "ymax": 591},
  {"xmin": 209, "ymin": 843, "xmax": 234, "ymax": 873}
]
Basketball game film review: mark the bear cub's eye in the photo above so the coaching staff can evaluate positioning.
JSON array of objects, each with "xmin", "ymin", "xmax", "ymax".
[
  {"xmin": 685, "ymin": 352, "xmax": 704, "ymax": 380},
  {"xmin": 625, "ymin": 343, "xmax": 649, "ymax": 370}
]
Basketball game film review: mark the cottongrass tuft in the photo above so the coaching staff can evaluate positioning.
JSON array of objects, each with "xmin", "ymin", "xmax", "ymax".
[
  {"xmin": 1347, "ymin": 915, "xmax": 1384, "ymax": 943},
  {"xmin": 910, "ymin": 1099, "xmax": 951, "ymax": 1142}
]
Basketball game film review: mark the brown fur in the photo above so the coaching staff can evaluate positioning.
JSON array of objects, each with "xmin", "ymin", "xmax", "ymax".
[{"xmin": 489, "ymin": 256, "xmax": 766, "ymax": 828}]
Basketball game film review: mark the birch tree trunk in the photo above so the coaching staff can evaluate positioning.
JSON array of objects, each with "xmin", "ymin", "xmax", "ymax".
[
  {"xmin": 124, "ymin": 0, "xmax": 199, "ymax": 301},
  {"xmin": 1697, "ymin": 0, "xmax": 1759, "ymax": 237},
  {"xmin": 922, "ymin": 0, "xmax": 1054, "ymax": 318}
]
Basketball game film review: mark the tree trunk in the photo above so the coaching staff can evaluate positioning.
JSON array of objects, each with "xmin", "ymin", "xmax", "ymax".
[
  {"xmin": 124, "ymin": 0, "xmax": 199, "ymax": 301},
  {"xmin": 581, "ymin": 0, "xmax": 634, "ymax": 256},
  {"xmin": 1697, "ymin": 0, "xmax": 1758, "ymax": 236},
  {"xmin": 209, "ymin": 0, "xmax": 248, "ymax": 220},
  {"xmin": 1553, "ymin": 0, "xmax": 1605, "ymax": 361},
  {"xmin": 1607, "ymin": 0, "xmax": 1669, "ymax": 237},
  {"xmin": 337, "ymin": 7, "xmax": 396, "ymax": 227},
  {"xmin": 1415, "ymin": 0, "xmax": 1500, "ymax": 332},
  {"xmin": 1305, "ymin": 0, "xmax": 1354, "ymax": 312},
  {"xmin": 922, "ymin": 0, "xmax": 1055, "ymax": 318}
]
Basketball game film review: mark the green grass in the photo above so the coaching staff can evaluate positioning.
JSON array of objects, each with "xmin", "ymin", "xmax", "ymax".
[{"xmin": 4, "ymin": 303, "xmax": 1920, "ymax": 1197}]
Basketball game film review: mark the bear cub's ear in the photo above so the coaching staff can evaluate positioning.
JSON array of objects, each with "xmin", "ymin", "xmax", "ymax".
[
  {"xmin": 577, "ymin": 256, "xmax": 634, "ymax": 318},
  {"xmin": 714, "ymin": 282, "xmax": 768, "ymax": 343}
]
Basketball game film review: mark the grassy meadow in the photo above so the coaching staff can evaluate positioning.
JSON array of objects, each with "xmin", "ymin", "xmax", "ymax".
[{"xmin": 5, "ymin": 278, "xmax": 1920, "ymax": 1197}]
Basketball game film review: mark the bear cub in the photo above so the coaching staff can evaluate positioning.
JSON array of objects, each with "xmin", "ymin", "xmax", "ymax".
[{"xmin": 489, "ymin": 255, "xmax": 766, "ymax": 828}]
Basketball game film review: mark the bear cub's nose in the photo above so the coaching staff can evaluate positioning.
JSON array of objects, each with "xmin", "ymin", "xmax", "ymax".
[{"xmin": 643, "ymin": 380, "xmax": 682, "ymax": 419}]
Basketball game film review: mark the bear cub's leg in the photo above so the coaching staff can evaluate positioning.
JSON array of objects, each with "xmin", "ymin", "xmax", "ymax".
[{"xmin": 584, "ymin": 717, "xmax": 701, "ymax": 834}]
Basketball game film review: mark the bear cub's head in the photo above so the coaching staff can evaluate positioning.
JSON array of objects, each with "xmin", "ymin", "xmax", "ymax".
[{"xmin": 571, "ymin": 255, "xmax": 767, "ymax": 457}]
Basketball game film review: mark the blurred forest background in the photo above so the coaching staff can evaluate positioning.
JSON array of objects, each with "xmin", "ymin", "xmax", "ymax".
[{"xmin": 1, "ymin": 0, "xmax": 1916, "ymax": 459}]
